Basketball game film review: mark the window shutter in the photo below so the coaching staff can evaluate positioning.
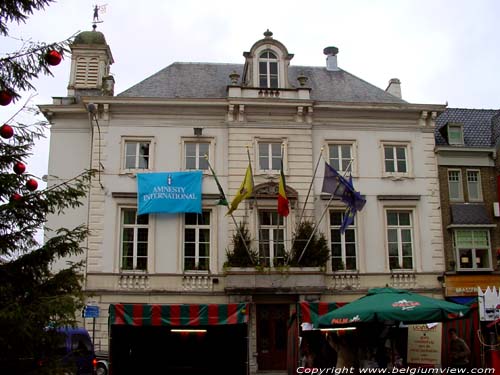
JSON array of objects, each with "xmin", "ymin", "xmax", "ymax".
[{"xmin": 75, "ymin": 57, "xmax": 99, "ymax": 87}]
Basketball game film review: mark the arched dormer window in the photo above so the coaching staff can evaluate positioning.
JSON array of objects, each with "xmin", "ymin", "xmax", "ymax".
[{"xmin": 259, "ymin": 51, "xmax": 279, "ymax": 88}]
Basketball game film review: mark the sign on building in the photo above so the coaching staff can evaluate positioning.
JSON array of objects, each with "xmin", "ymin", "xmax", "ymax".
[
  {"xmin": 478, "ymin": 286, "xmax": 500, "ymax": 321},
  {"xmin": 407, "ymin": 323, "xmax": 442, "ymax": 367}
]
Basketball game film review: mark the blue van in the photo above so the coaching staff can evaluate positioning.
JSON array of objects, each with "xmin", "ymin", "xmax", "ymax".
[{"xmin": 51, "ymin": 327, "xmax": 97, "ymax": 375}]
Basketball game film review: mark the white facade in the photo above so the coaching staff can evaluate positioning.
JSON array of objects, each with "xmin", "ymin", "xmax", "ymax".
[{"xmin": 42, "ymin": 30, "xmax": 446, "ymax": 373}]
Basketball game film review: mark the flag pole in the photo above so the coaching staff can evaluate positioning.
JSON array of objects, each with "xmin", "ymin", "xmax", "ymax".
[
  {"xmin": 277, "ymin": 144, "xmax": 284, "ymax": 261},
  {"xmin": 229, "ymin": 212, "xmax": 256, "ymax": 265},
  {"xmin": 296, "ymin": 147, "xmax": 324, "ymax": 228},
  {"xmin": 296, "ymin": 159, "xmax": 354, "ymax": 265},
  {"xmin": 297, "ymin": 194, "xmax": 334, "ymax": 264},
  {"xmin": 290, "ymin": 147, "xmax": 324, "ymax": 255},
  {"xmin": 205, "ymin": 155, "xmax": 255, "ymax": 265},
  {"xmin": 246, "ymin": 145, "xmax": 263, "ymax": 263}
]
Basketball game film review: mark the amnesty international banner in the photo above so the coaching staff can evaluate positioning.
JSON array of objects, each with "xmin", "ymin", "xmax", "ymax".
[{"xmin": 137, "ymin": 171, "xmax": 202, "ymax": 215}]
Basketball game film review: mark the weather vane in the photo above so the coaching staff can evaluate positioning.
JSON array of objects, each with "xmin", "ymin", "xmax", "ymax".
[{"xmin": 92, "ymin": 4, "xmax": 107, "ymax": 27}]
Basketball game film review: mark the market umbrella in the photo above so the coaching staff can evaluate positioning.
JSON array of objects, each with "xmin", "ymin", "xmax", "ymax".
[{"xmin": 318, "ymin": 287, "xmax": 470, "ymax": 326}]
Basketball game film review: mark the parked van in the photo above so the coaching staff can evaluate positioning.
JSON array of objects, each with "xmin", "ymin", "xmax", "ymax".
[{"xmin": 50, "ymin": 327, "xmax": 97, "ymax": 375}]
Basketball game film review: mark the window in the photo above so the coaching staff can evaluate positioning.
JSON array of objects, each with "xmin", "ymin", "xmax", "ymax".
[
  {"xmin": 120, "ymin": 208, "xmax": 149, "ymax": 271},
  {"xmin": 454, "ymin": 229, "xmax": 491, "ymax": 270},
  {"xmin": 258, "ymin": 211, "xmax": 285, "ymax": 267},
  {"xmin": 447, "ymin": 124, "xmax": 464, "ymax": 145},
  {"xmin": 258, "ymin": 142, "xmax": 282, "ymax": 172},
  {"xmin": 330, "ymin": 210, "xmax": 357, "ymax": 271},
  {"xmin": 185, "ymin": 142, "xmax": 209, "ymax": 170},
  {"xmin": 384, "ymin": 145, "xmax": 407, "ymax": 173},
  {"xmin": 466, "ymin": 170, "xmax": 482, "ymax": 201},
  {"xmin": 448, "ymin": 169, "xmax": 463, "ymax": 201},
  {"xmin": 386, "ymin": 211, "xmax": 413, "ymax": 270},
  {"xmin": 259, "ymin": 51, "xmax": 278, "ymax": 88},
  {"xmin": 329, "ymin": 144, "xmax": 353, "ymax": 173},
  {"xmin": 184, "ymin": 211, "xmax": 211, "ymax": 271},
  {"xmin": 124, "ymin": 140, "xmax": 150, "ymax": 170}
]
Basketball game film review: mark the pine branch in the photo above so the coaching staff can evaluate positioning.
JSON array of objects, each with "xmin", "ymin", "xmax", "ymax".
[
  {"xmin": 0, "ymin": 36, "xmax": 73, "ymax": 97},
  {"xmin": 0, "ymin": 0, "xmax": 56, "ymax": 36}
]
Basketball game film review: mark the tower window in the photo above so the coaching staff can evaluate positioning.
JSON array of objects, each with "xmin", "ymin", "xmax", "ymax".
[{"xmin": 259, "ymin": 51, "xmax": 278, "ymax": 88}]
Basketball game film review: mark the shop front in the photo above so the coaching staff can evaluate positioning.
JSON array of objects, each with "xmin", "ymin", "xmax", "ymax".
[
  {"xmin": 108, "ymin": 303, "xmax": 249, "ymax": 375},
  {"xmin": 443, "ymin": 274, "xmax": 499, "ymax": 368}
]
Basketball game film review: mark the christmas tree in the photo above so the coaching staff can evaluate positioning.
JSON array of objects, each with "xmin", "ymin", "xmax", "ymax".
[{"xmin": 0, "ymin": 1, "xmax": 94, "ymax": 373}]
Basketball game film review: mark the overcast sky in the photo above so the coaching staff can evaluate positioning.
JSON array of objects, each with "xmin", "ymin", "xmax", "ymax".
[{"xmin": 2, "ymin": 0, "xmax": 500, "ymax": 182}]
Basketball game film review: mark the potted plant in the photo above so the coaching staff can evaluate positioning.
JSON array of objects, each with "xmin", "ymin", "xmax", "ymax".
[
  {"xmin": 224, "ymin": 222, "xmax": 258, "ymax": 268},
  {"xmin": 288, "ymin": 221, "xmax": 330, "ymax": 268}
]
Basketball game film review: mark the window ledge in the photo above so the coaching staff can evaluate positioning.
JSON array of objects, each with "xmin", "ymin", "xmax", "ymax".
[
  {"xmin": 390, "ymin": 269, "xmax": 415, "ymax": 273},
  {"xmin": 382, "ymin": 174, "xmax": 413, "ymax": 181},
  {"xmin": 119, "ymin": 169, "xmax": 151, "ymax": 176},
  {"xmin": 456, "ymin": 268, "xmax": 494, "ymax": 272},
  {"xmin": 183, "ymin": 270, "xmax": 210, "ymax": 275},
  {"xmin": 119, "ymin": 270, "xmax": 148, "ymax": 274}
]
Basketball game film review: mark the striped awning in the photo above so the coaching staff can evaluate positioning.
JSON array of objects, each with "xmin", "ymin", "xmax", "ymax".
[
  {"xmin": 109, "ymin": 303, "xmax": 249, "ymax": 326},
  {"xmin": 299, "ymin": 301, "xmax": 345, "ymax": 328}
]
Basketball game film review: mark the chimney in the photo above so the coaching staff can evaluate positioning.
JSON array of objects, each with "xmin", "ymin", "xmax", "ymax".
[
  {"xmin": 323, "ymin": 46, "xmax": 339, "ymax": 71},
  {"xmin": 386, "ymin": 78, "xmax": 402, "ymax": 98}
]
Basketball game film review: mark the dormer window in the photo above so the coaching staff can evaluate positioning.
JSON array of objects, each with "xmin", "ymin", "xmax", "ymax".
[
  {"xmin": 447, "ymin": 123, "xmax": 464, "ymax": 145},
  {"xmin": 440, "ymin": 122, "xmax": 464, "ymax": 145},
  {"xmin": 259, "ymin": 51, "xmax": 279, "ymax": 88}
]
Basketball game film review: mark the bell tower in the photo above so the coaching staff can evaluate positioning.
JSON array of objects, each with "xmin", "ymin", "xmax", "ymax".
[{"xmin": 67, "ymin": 25, "xmax": 114, "ymax": 98}]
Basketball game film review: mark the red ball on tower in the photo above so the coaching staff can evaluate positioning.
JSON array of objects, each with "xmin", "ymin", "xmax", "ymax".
[
  {"xmin": 0, "ymin": 124, "xmax": 14, "ymax": 139},
  {"xmin": 0, "ymin": 90, "xmax": 13, "ymax": 106},
  {"xmin": 13, "ymin": 162, "xmax": 26, "ymax": 174},
  {"xmin": 26, "ymin": 178, "xmax": 38, "ymax": 191},
  {"xmin": 45, "ymin": 50, "xmax": 62, "ymax": 66}
]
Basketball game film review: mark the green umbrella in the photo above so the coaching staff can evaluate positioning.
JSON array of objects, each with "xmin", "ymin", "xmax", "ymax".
[{"xmin": 318, "ymin": 287, "xmax": 470, "ymax": 326}]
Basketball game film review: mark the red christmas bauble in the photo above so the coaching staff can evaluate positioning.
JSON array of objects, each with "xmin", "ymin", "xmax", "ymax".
[
  {"xmin": 13, "ymin": 162, "xmax": 26, "ymax": 174},
  {"xmin": 0, "ymin": 90, "xmax": 13, "ymax": 106},
  {"xmin": 45, "ymin": 50, "xmax": 62, "ymax": 66},
  {"xmin": 10, "ymin": 193, "xmax": 22, "ymax": 202},
  {"xmin": 26, "ymin": 178, "xmax": 38, "ymax": 191},
  {"xmin": 0, "ymin": 124, "xmax": 14, "ymax": 139}
]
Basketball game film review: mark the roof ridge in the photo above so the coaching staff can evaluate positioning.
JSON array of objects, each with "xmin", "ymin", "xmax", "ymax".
[{"xmin": 171, "ymin": 61, "xmax": 243, "ymax": 66}]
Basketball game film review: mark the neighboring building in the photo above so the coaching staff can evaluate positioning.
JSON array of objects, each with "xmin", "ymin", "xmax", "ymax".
[
  {"xmin": 41, "ymin": 28, "xmax": 446, "ymax": 374},
  {"xmin": 435, "ymin": 108, "xmax": 500, "ymax": 301}
]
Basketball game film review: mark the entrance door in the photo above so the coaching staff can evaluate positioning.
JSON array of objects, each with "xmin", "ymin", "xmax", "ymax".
[{"xmin": 257, "ymin": 304, "xmax": 288, "ymax": 370}]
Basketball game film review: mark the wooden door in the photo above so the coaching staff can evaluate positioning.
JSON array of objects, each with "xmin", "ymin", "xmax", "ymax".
[{"xmin": 257, "ymin": 304, "xmax": 288, "ymax": 370}]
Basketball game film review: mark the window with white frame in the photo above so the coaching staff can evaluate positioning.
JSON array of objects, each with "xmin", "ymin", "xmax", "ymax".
[
  {"xmin": 466, "ymin": 170, "xmax": 482, "ymax": 201},
  {"xmin": 123, "ymin": 140, "xmax": 151, "ymax": 170},
  {"xmin": 120, "ymin": 208, "xmax": 149, "ymax": 271},
  {"xmin": 328, "ymin": 143, "xmax": 353, "ymax": 173},
  {"xmin": 383, "ymin": 144, "xmax": 408, "ymax": 174},
  {"xmin": 448, "ymin": 169, "xmax": 463, "ymax": 201},
  {"xmin": 258, "ymin": 142, "xmax": 282, "ymax": 172},
  {"xmin": 184, "ymin": 142, "xmax": 209, "ymax": 170},
  {"xmin": 386, "ymin": 210, "xmax": 414, "ymax": 270},
  {"xmin": 184, "ymin": 211, "xmax": 211, "ymax": 271},
  {"xmin": 259, "ymin": 51, "xmax": 279, "ymax": 88},
  {"xmin": 454, "ymin": 229, "xmax": 491, "ymax": 270},
  {"xmin": 447, "ymin": 124, "xmax": 464, "ymax": 145},
  {"xmin": 258, "ymin": 211, "xmax": 285, "ymax": 267},
  {"xmin": 330, "ymin": 210, "xmax": 357, "ymax": 271}
]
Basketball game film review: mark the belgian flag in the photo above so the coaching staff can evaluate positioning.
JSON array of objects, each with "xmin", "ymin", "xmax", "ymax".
[{"xmin": 278, "ymin": 160, "xmax": 289, "ymax": 217}]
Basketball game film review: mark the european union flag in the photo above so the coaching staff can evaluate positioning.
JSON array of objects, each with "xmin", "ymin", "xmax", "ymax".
[
  {"xmin": 322, "ymin": 162, "xmax": 366, "ymax": 233},
  {"xmin": 137, "ymin": 171, "xmax": 202, "ymax": 215}
]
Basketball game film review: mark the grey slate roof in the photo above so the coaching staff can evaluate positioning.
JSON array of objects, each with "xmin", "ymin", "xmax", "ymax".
[
  {"xmin": 435, "ymin": 108, "xmax": 500, "ymax": 147},
  {"xmin": 450, "ymin": 204, "xmax": 492, "ymax": 225},
  {"xmin": 118, "ymin": 62, "xmax": 406, "ymax": 104}
]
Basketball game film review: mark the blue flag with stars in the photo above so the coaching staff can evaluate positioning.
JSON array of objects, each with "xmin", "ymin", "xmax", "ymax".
[
  {"xmin": 137, "ymin": 171, "xmax": 202, "ymax": 215},
  {"xmin": 322, "ymin": 162, "xmax": 366, "ymax": 233}
]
